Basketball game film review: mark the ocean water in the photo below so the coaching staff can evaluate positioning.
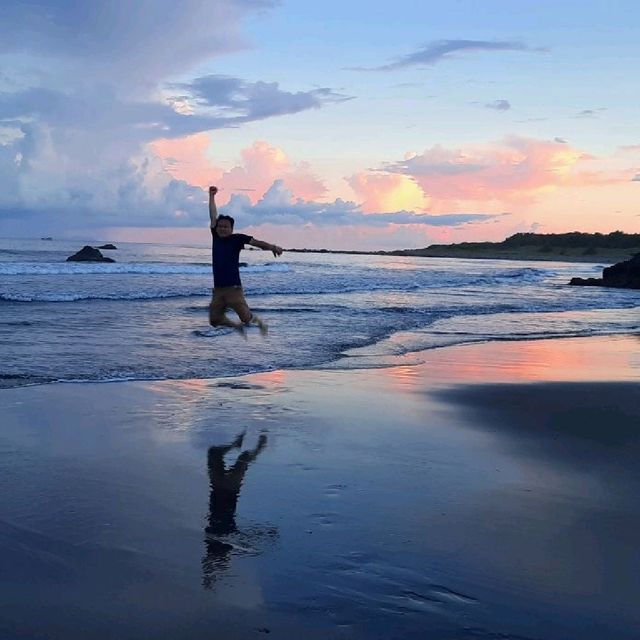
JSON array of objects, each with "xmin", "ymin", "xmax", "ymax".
[{"xmin": 1, "ymin": 237, "xmax": 638, "ymax": 388}]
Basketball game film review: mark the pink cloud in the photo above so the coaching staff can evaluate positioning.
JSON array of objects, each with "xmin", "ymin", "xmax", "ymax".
[
  {"xmin": 151, "ymin": 133, "xmax": 220, "ymax": 189},
  {"xmin": 377, "ymin": 136, "xmax": 602, "ymax": 210},
  {"xmin": 152, "ymin": 137, "xmax": 326, "ymax": 203},
  {"xmin": 143, "ymin": 134, "xmax": 639, "ymax": 249},
  {"xmin": 618, "ymin": 144, "xmax": 640, "ymax": 153},
  {"xmin": 218, "ymin": 141, "xmax": 326, "ymax": 203}
]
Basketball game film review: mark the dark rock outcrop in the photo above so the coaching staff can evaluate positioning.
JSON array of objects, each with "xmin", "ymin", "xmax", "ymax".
[
  {"xmin": 97, "ymin": 243, "xmax": 117, "ymax": 250},
  {"xmin": 569, "ymin": 277, "xmax": 602, "ymax": 287},
  {"xmin": 602, "ymin": 253, "xmax": 640, "ymax": 288},
  {"xmin": 66, "ymin": 246, "xmax": 115, "ymax": 263},
  {"xmin": 569, "ymin": 253, "xmax": 640, "ymax": 289}
]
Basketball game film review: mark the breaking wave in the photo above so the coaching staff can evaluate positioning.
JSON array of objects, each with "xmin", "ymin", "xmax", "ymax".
[{"xmin": 0, "ymin": 261, "xmax": 290, "ymax": 276}]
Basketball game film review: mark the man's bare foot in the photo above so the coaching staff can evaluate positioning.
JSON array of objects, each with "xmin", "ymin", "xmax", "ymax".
[{"xmin": 251, "ymin": 316, "xmax": 268, "ymax": 336}]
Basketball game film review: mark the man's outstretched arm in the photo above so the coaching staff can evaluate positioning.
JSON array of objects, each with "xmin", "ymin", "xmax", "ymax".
[
  {"xmin": 249, "ymin": 238, "xmax": 283, "ymax": 258},
  {"xmin": 209, "ymin": 186, "xmax": 218, "ymax": 229}
]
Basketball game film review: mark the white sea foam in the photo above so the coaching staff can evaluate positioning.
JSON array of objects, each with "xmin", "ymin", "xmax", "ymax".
[
  {"xmin": 0, "ymin": 291, "xmax": 199, "ymax": 302},
  {"xmin": 0, "ymin": 262, "xmax": 290, "ymax": 275},
  {"xmin": 0, "ymin": 278, "xmax": 418, "ymax": 302}
]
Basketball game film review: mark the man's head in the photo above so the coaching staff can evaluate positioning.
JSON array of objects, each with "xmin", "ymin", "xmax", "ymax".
[{"xmin": 215, "ymin": 215, "xmax": 235, "ymax": 237}]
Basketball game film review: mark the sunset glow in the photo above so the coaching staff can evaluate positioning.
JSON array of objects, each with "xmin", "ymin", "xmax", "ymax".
[{"xmin": 1, "ymin": 1, "xmax": 638, "ymax": 248}]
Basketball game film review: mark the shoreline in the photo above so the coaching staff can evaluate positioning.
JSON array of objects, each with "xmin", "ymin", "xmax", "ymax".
[
  {"xmin": 2, "ymin": 331, "xmax": 639, "ymax": 391},
  {"xmin": 1, "ymin": 335, "xmax": 639, "ymax": 639},
  {"xmin": 285, "ymin": 247, "xmax": 639, "ymax": 264}
]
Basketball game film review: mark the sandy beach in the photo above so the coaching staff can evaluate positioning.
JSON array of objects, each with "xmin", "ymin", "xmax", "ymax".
[{"xmin": 1, "ymin": 335, "xmax": 639, "ymax": 639}]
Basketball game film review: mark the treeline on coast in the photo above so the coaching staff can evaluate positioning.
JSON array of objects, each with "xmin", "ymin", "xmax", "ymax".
[
  {"xmin": 506, "ymin": 231, "xmax": 640, "ymax": 249},
  {"xmin": 390, "ymin": 231, "xmax": 640, "ymax": 257},
  {"xmin": 287, "ymin": 232, "xmax": 640, "ymax": 262}
]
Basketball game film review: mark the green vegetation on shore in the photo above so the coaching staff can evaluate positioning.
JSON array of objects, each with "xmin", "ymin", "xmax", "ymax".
[{"xmin": 288, "ymin": 232, "xmax": 640, "ymax": 263}]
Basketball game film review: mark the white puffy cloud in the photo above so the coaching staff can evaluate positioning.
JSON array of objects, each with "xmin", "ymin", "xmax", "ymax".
[{"xmin": 0, "ymin": 1, "xmax": 348, "ymax": 236}]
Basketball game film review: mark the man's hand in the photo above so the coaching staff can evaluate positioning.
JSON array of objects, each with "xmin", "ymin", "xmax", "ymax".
[{"xmin": 209, "ymin": 186, "xmax": 218, "ymax": 196}]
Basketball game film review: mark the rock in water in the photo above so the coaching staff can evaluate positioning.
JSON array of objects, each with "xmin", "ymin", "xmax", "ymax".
[
  {"xmin": 569, "ymin": 253, "xmax": 640, "ymax": 289},
  {"xmin": 66, "ymin": 246, "xmax": 115, "ymax": 263},
  {"xmin": 569, "ymin": 277, "xmax": 602, "ymax": 287},
  {"xmin": 97, "ymin": 243, "xmax": 118, "ymax": 250},
  {"xmin": 602, "ymin": 253, "xmax": 640, "ymax": 288}
]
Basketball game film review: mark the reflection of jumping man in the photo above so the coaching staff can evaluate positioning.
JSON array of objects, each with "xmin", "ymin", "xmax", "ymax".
[
  {"xmin": 208, "ymin": 186, "xmax": 283, "ymax": 336},
  {"xmin": 202, "ymin": 432, "xmax": 267, "ymax": 589}
]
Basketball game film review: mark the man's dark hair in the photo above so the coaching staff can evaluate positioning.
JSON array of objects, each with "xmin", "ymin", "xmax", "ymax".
[{"xmin": 216, "ymin": 215, "xmax": 235, "ymax": 229}]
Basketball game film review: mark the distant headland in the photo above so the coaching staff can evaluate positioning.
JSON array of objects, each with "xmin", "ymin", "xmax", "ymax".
[{"xmin": 287, "ymin": 232, "xmax": 640, "ymax": 263}]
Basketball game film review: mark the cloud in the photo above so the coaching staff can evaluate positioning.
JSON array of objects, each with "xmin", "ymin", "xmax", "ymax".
[
  {"xmin": 619, "ymin": 144, "xmax": 640, "ymax": 153},
  {"xmin": 170, "ymin": 76, "xmax": 350, "ymax": 123},
  {"xmin": 0, "ymin": 2, "xmax": 346, "ymax": 235},
  {"xmin": 152, "ymin": 138, "xmax": 328, "ymax": 202},
  {"xmin": 0, "ymin": 76, "xmax": 344, "ymax": 146},
  {"xmin": 151, "ymin": 133, "xmax": 215, "ymax": 190},
  {"xmin": 218, "ymin": 141, "xmax": 327, "ymax": 202},
  {"xmin": 554, "ymin": 137, "xmax": 568, "ymax": 144},
  {"xmin": 485, "ymin": 100, "xmax": 511, "ymax": 111},
  {"xmin": 632, "ymin": 174, "xmax": 640, "ymax": 182},
  {"xmin": 378, "ymin": 137, "xmax": 596, "ymax": 208},
  {"xmin": 0, "ymin": 173, "xmax": 208, "ymax": 236},
  {"xmin": 573, "ymin": 108, "xmax": 606, "ymax": 119},
  {"xmin": 355, "ymin": 40, "xmax": 536, "ymax": 72},
  {"xmin": 0, "ymin": 0, "xmax": 274, "ymax": 87},
  {"xmin": 221, "ymin": 179, "xmax": 504, "ymax": 228},
  {"xmin": 347, "ymin": 172, "xmax": 428, "ymax": 213}
]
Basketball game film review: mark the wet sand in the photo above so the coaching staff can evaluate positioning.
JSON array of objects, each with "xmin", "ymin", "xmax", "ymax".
[{"xmin": 1, "ymin": 335, "xmax": 639, "ymax": 639}]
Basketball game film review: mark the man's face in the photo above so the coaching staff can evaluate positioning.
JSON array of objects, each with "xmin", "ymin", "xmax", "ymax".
[{"xmin": 216, "ymin": 219, "xmax": 233, "ymax": 237}]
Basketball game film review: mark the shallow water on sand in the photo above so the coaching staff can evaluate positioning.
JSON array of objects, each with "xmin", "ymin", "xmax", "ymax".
[{"xmin": 1, "ymin": 339, "xmax": 639, "ymax": 639}]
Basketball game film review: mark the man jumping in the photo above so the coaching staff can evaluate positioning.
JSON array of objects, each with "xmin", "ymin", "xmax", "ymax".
[{"xmin": 208, "ymin": 186, "xmax": 283, "ymax": 335}]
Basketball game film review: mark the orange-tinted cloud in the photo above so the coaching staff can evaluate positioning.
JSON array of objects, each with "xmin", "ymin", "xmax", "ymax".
[
  {"xmin": 347, "ymin": 172, "xmax": 428, "ymax": 213},
  {"xmin": 369, "ymin": 137, "xmax": 603, "ymax": 211},
  {"xmin": 145, "ymin": 134, "xmax": 639, "ymax": 249}
]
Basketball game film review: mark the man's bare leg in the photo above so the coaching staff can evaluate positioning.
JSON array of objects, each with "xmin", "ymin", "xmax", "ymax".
[
  {"xmin": 209, "ymin": 297, "xmax": 247, "ymax": 337},
  {"xmin": 211, "ymin": 313, "xmax": 247, "ymax": 337},
  {"xmin": 225, "ymin": 316, "xmax": 247, "ymax": 338}
]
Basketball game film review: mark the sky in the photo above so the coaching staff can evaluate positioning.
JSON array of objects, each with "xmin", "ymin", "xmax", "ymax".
[{"xmin": 1, "ymin": 0, "xmax": 639, "ymax": 250}]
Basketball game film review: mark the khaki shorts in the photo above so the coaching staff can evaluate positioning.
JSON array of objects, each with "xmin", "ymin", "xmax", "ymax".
[{"xmin": 209, "ymin": 286, "xmax": 252, "ymax": 325}]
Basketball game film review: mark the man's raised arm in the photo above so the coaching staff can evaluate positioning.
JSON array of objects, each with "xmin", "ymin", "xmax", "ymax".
[{"xmin": 209, "ymin": 186, "xmax": 218, "ymax": 229}]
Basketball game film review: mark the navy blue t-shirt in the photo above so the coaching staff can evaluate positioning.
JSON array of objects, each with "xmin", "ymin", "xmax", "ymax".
[{"xmin": 211, "ymin": 229, "xmax": 253, "ymax": 287}]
